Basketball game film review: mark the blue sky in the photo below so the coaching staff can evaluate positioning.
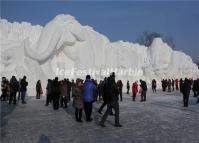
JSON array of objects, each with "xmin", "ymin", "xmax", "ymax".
[{"xmin": 1, "ymin": 1, "xmax": 199, "ymax": 60}]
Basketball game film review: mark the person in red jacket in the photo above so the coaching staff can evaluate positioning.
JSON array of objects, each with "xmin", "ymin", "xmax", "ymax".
[{"xmin": 132, "ymin": 81, "xmax": 138, "ymax": 101}]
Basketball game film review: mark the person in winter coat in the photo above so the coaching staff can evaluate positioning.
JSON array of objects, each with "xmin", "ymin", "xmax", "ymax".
[
  {"xmin": 182, "ymin": 78, "xmax": 191, "ymax": 107},
  {"xmin": 52, "ymin": 77, "xmax": 60, "ymax": 110},
  {"xmin": 196, "ymin": 78, "xmax": 199, "ymax": 103},
  {"xmin": 180, "ymin": 78, "xmax": 184, "ymax": 93},
  {"xmin": 168, "ymin": 79, "xmax": 172, "ymax": 92},
  {"xmin": 20, "ymin": 76, "xmax": 28, "ymax": 104},
  {"xmin": 117, "ymin": 80, "xmax": 123, "ymax": 101},
  {"xmin": 92, "ymin": 79, "xmax": 98, "ymax": 102},
  {"xmin": 66, "ymin": 79, "xmax": 72, "ymax": 101},
  {"xmin": 127, "ymin": 80, "xmax": 130, "ymax": 94},
  {"xmin": 60, "ymin": 80, "xmax": 68, "ymax": 108},
  {"xmin": 172, "ymin": 79, "xmax": 175, "ymax": 91},
  {"xmin": 98, "ymin": 80, "xmax": 104, "ymax": 101},
  {"xmin": 82, "ymin": 75, "xmax": 96, "ymax": 122},
  {"xmin": 98, "ymin": 77, "xmax": 114, "ymax": 115},
  {"xmin": 71, "ymin": 79, "xmax": 75, "ymax": 98},
  {"xmin": 9, "ymin": 76, "xmax": 19, "ymax": 104},
  {"xmin": 100, "ymin": 72, "xmax": 122, "ymax": 127},
  {"xmin": 132, "ymin": 81, "xmax": 138, "ymax": 101},
  {"xmin": 151, "ymin": 79, "xmax": 156, "ymax": 93},
  {"xmin": 192, "ymin": 80, "xmax": 198, "ymax": 97},
  {"xmin": 175, "ymin": 79, "xmax": 179, "ymax": 90},
  {"xmin": 1, "ymin": 77, "xmax": 8, "ymax": 101},
  {"xmin": 73, "ymin": 79, "xmax": 84, "ymax": 122},
  {"xmin": 140, "ymin": 80, "xmax": 147, "ymax": 102},
  {"xmin": 45, "ymin": 79, "xmax": 52, "ymax": 106},
  {"xmin": 36, "ymin": 80, "xmax": 42, "ymax": 99},
  {"xmin": 161, "ymin": 79, "xmax": 167, "ymax": 92}
]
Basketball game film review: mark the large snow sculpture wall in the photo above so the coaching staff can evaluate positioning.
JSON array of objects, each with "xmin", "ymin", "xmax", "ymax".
[{"xmin": 1, "ymin": 14, "xmax": 198, "ymax": 87}]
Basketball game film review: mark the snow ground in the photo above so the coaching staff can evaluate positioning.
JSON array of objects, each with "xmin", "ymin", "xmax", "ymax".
[{"xmin": 1, "ymin": 89, "xmax": 199, "ymax": 143}]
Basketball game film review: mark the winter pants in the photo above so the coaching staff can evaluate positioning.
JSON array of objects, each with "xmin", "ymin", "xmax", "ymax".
[
  {"xmin": 53, "ymin": 95, "xmax": 59, "ymax": 110},
  {"xmin": 46, "ymin": 94, "xmax": 51, "ymax": 106},
  {"xmin": 183, "ymin": 94, "xmax": 189, "ymax": 107},
  {"xmin": 84, "ymin": 102, "xmax": 93, "ymax": 121},
  {"xmin": 75, "ymin": 108, "xmax": 82, "ymax": 121},
  {"xmin": 132, "ymin": 93, "xmax": 136, "ymax": 101},
  {"xmin": 9, "ymin": 92, "xmax": 17, "ymax": 104},
  {"xmin": 100, "ymin": 101, "xmax": 120, "ymax": 125},
  {"xmin": 141, "ymin": 90, "xmax": 146, "ymax": 101},
  {"xmin": 21, "ymin": 91, "xmax": 26, "ymax": 103},
  {"xmin": 119, "ymin": 90, "xmax": 122, "ymax": 101},
  {"xmin": 127, "ymin": 88, "xmax": 129, "ymax": 94},
  {"xmin": 36, "ymin": 90, "xmax": 40, "ymax": 99},
  {"xmin": 60, "ymin": 96, "xmax": 67, "ymax": 108}
]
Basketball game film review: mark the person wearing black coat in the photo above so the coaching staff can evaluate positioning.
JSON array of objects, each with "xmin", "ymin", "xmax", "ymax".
[
  {"xmin": 140, "ymin": 80, "xmax": 147, "ymax": 102},
  {"xmin": 172, "ymin": 79, "xmax": 175, "ymax": 91},
  {"xmin": 196, "ymin": 78, "xmax": 199, "ymax": 103},
  {"xmin": 20, "ymin": 76, "xmax": 28, "ymax": 104},
  {"xmin": 66, "ymin": 79, "xmax": 72, "ymax": 101},
  {"xmin": 126, "ymin": 80, "xmax": 130, "ymax": 94},
  {"xmin": 52, "ymin": 77, "xmax": 60, "ymax": 110},
  {"xmin": 100, "ymin": 72, "xmax": 122, "ymax": 127},
  {"xmin": 1, "ymin": 77, "xmax": 7, "ymax": 101},
  {"xmin": 192, "ymin": 80, "xmax": 197, "ymax": 97},
  {"xmin": 152, "ymin": 79, "xmax": 156, "ymax": 93},
  {"xmin": 117, "ymin": 80, "xmax": 123, "ymax": 101},
  {"xmin": 98, "ymin": 78, "xmax": 114, "ymax": 115},
  {"xmin": 36, "ymin": 80, "xmax": 42, "ymax": 99},
  {"xmin": 180, "ymin": 78, "xmax": 184, "ymax": 93},
  {"xmin": 182, "ymin": 78, "xmax": 191, "ymax": 107},
  {"xmin": 45, "ymin": 79, "xmax": 52, "ymax": 106},
  {"xmin": 9, "ymin": 76, "xmax": 19, "ymax": 104}
]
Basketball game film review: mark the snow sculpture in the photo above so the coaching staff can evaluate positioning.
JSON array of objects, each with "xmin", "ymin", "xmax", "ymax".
[{"xmin": 0, "ymin": 14, "xmax": 198, "ymax": 88}]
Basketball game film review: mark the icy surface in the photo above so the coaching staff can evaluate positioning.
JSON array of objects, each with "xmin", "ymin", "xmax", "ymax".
[
  {"xmin": 1, "ymin": 90, "xmax": 199, "ymax": 143},
  {"xmin": 1, "ymin": 14, "xmax": 199, "ymax": 87}
]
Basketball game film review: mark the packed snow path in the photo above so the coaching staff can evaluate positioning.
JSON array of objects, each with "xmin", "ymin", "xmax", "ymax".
[{"xmin": 1, "ymin": 90, "xmax": 199, "ymax": 143}]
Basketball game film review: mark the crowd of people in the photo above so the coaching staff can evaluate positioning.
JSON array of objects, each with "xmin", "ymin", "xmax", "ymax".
[
  {"xmin": 1, "ymin": 76, "xmax": 28, "ymax": 104},
  {"xmin": 43, "ymin": 73, "xmax": 123, "ymax": 127},
  {"xmin": 161, "ymin": 78, "xmax": 199, "ymax": 107},
  {"xmin": 1, "ymin": 73, "xmax": 199, "ymax": 127}
]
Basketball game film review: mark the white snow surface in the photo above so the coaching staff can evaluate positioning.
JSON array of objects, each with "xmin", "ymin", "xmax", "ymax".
[{"xmin": 1, "ymin": 14, "xmax": 199, "ymax": 87}]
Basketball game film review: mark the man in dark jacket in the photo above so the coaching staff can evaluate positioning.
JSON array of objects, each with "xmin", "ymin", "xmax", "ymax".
[
  {"xmin": 182, "ymin": 78, "xmax": 191, "ymax": 107},
  {"xmin": 100, "ymin": 72, "xmax": 122, "ymax": 127},
  {"xmin": 1, "ymin": 77, "xmax": 7, "ymax": 101},
  {"xmin": 117, "ymin": 80, "xmax": 123, "ymax": 101},
  {"xmin": 82, "ymin": 75, "xmax": 96, "ymax": 122},
  {"xmin": 172, "ymin": 79, "xmax": 175, "ymax": 91},
  {"xmin": 20, "ymin": 76, "xmax": 28, "ymax": 104},
  {"xmin": 192, "ymin": 80, "xmax": 197, "ymax": 97},
  {"xmin": 140, "ymin": 80, "xmax": 147, "ymax": 102},
  {"xmin": 180, "ymin": 78, "xmax": 184, "ymax": 93},
  {"xmin": 152, "ymin": 79, "xmax": 156, "ymax": 93},
  {"xmin": 66, "ymin": 79, "xmax": 72, "ymax": 101},
  {"xmin": 126, "ymin": 80, "xmax": 130, "ymax": 94},
  {"xmin": 36, "ymin": 80, "xmax": 42, "ymax": 99},
  {"xmin": 196, "ymin": 78, "xmax": 199, "ymax": 103},
  {"xmin": 52, "ymin": 77, "xmax": 60, "ymax": 110},
  {"xmin": 45, "ymin": 79, "xmax": 52, "ymax": 106},
  {"xmin": 98, "ymin": 77, "xmax": 114, "ymax": 115},
  {"xmin": 9, "ymin": 76, "xmax": 19, "ymax": 104}
]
